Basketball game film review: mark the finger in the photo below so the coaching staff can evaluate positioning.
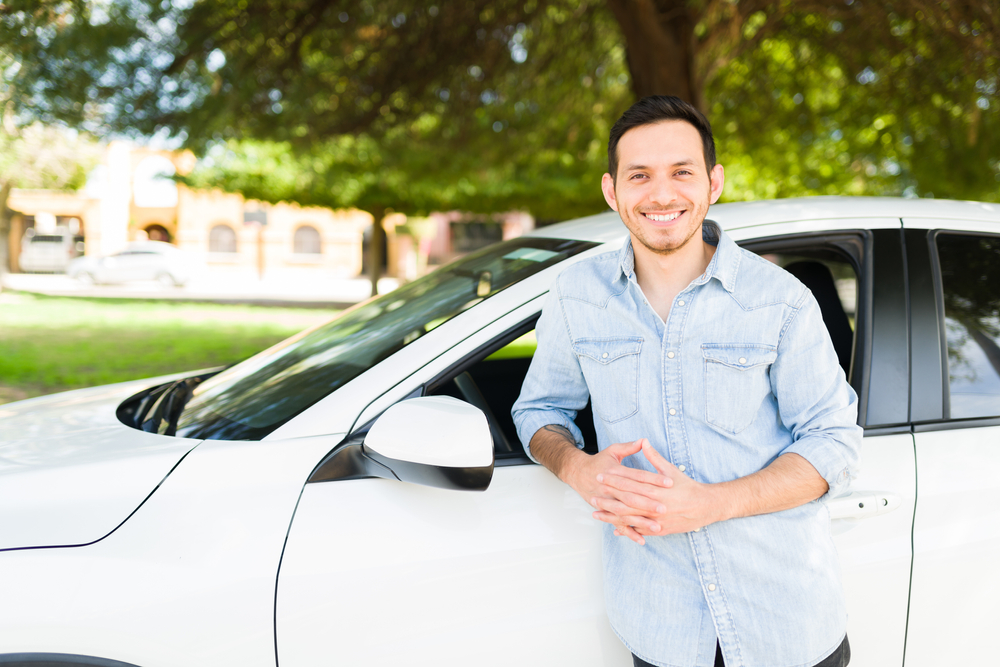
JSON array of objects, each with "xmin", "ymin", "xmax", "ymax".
[
  {"xmin": 641, "ymin": 440, "xmax": 679, "ymax": 476},
  {"xmin": 611, "ymin": 522, "xmax": 645, "ymax": 545},
  {"xmin": 592, "ymin": 495, "xmax": 664, "ymax": 519},
  {"xmin": 606, "ymin": 438, "xmax": 644, "ymax": 461},
  {"xmin": 593, "ymin": 488, "xmax": 665, "ymax": 515},
  {"xmin": 621, "ymin": 526, "xmax": 645, "ymax": 545},
  {"xmin": 597, "ymin": 465, "xmax": 673, "ymax": 488},
  {"xmin": 593, "ymin": 510, "xmax": 661, "ymax": 534},
  {"xmin": 599, "ymin": 472, "xmax": 672, "ymax": 498}
]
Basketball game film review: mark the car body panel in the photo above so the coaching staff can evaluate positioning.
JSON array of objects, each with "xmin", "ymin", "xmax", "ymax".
[
  {"xmin": 833, "ymin": 432, "xmax": 915, "ymax": 667},
  {"xmin": 277, "ymin": 465, "xmax": 631, "ymax": 667},
  {"xmin": 0, "ymin": 433, "xmax": 338, "ymax": 667},
  {"xmin": 907, "ymin": 423, "xmax": 1000, "ymax": 666},
  {"xmin": 0, "ymin": 380, "xmax": 200, "ymax": 551}
]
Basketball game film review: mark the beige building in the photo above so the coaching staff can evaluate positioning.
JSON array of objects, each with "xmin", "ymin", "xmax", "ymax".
[
  {"xmin": 7, "ymin": 142, "xmax": 371, "ymax": 281},
  {"xmin": 6, "ymin": 142, "xmax": 534, "ymax": 281}
]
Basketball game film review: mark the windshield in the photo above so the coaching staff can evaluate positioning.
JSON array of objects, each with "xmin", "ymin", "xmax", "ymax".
[{"xmin": 174, "ymin": 236, "xmax": 595, "ymax": 440}]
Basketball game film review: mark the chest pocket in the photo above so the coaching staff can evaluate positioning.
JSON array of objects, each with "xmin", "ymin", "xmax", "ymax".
[
  {"xmin": 703, "ymin": 344, "xmax": 777, "ymax": 434},
  {"xmin": 573, "ymin": 337, "xmax": 642, "ymax": 423}
]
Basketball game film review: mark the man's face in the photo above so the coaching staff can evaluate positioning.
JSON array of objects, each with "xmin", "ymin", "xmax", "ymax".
[{"xmin": 601, "ymin": 120, "xmax": 725, "ymax": 256}]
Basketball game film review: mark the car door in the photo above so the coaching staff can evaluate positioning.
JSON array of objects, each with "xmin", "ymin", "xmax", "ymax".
[
  {"xmin": 274, "ymin": 294, "xmax": 631, "ymax": 667},
  {"xmin": 901, "ymin": 220, "xmax": 1000, "ymax": 666},
  {"xmin": 733, "ymin": 218, "xmax": 916, "ymax": 667}
]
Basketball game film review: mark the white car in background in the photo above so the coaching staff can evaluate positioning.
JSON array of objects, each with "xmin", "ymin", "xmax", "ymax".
[
  {"xmin": 18, "ymin": 226, "xmax": 84, "ymax": 273},
  {"xmin": 1, "ymin": 196, "xmax": 999, "ymax": 667},
  {"xmin": 66, "ymin": 241, "xmax": 197, "ymax": 286}
]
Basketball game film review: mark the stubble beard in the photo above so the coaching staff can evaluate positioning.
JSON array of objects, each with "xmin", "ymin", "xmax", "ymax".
[{"xmin": 631, "ymin": 217, "xmax": 704, "ymax": 257}]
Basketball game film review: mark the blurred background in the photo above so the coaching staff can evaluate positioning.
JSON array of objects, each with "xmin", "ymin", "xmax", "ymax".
[{"xmin": 1, "ymin": 0, "xmax": 998, "ymax": 403}]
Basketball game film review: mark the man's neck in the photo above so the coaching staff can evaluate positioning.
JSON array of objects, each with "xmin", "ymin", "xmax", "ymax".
[{"xmin": 632, "ymin": 229, "xmax": 717, "ymax": 322}]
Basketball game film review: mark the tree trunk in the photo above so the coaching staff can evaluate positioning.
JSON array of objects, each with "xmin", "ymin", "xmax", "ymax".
[
  {"xmin": 368, "ymin": 206, "xmax": 386, "ymax": 298},
  {"xmin": 605, "ymin": 0, "xmax": 704, "ymax": 113},
  {"xmin": 0, "ymin": 181, "xmax": 11, "ymax": 276}
]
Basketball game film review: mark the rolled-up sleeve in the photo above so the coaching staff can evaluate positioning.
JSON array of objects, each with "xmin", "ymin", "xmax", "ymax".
[
  {"xmin": 770, "ymin": 289, "xmax": 863, "ymax": 498},
  {"xmin": 512, "ymin": 284, "xmax": 591, "ymax": 464}
]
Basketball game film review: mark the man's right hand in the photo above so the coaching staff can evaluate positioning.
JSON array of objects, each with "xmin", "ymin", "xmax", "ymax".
[{"xmin": 529, "ymin": 426, "xmax": 671, "ymax": 545}]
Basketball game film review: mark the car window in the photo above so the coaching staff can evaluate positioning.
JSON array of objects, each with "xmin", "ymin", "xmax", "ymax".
[
  {"xmin": 936, "ymin": 233, "xmax": 1000, "ymax": 419},
  {"xmin": 743, "ymin": 243, "xmax": 860, "ymax": 378},
  {"xmin": 171, "ymin": 237, "xmax": 596, "ymax": 441},
  {"xmin": 425, "ymin": 324, "xmax": 598, "ymax": 462}
]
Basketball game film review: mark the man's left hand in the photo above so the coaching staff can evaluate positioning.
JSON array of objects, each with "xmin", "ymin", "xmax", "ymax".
[{"xmin": 591, "ymin": 439, "xmax": 724, "ymax": 537}]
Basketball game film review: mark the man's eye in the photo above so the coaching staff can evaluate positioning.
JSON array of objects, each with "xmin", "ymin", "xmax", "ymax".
[{"xmin": 629, "ymin": 173, "xmax": 647, "ymax": 180}]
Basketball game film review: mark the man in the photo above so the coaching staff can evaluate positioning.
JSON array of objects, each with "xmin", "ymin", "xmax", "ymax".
[{"xmin": 512, "ymin": 96, "xmax": 861, "ymax": 667}]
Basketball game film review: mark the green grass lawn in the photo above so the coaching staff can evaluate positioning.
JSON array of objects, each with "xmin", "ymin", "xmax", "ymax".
[{"xmin": 0, "ymin": 291, "xmax": 336, "ymax": 405}]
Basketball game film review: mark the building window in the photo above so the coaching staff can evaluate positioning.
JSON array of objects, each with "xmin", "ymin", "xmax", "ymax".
[
  {"xmin": 209, "ymin": 224, "xmax": 238, "ymax": 253},
  {"xmin": 293, "ymin": 225, "xmax": 322, "ymax": 254}
]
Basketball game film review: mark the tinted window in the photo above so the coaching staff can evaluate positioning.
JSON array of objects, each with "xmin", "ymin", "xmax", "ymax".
[
  {"xmin": 937, "ymin": 233, "xmax": 1000, "ymax": 419},
  {"xmin": 174, "ymin": 237, "xmax": 595, "ymax": 440}
]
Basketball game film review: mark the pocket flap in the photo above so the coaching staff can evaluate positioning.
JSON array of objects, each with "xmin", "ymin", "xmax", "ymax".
[
  {"xmin": 573, "ymin": 337, "xmax": 643, "ymax": 364},
  {"xmin": 702, "ymin": 344, "xmax": 777, "ymax": 369}
]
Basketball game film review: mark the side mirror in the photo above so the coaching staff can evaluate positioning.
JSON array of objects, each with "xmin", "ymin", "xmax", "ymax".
[{"xmin": 308, "ymin": 396, "xmax": 494, "ymax": 491}]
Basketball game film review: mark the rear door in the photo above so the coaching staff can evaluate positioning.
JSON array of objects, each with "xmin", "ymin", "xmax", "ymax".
[{"xmin": 902, "ymin": 221, "xmax": 1000, "ymax": 666}]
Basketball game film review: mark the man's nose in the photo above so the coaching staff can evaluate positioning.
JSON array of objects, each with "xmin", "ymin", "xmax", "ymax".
[{"xmin": 647, "ymin": 176, "xmax": 678, "ymax": 205}]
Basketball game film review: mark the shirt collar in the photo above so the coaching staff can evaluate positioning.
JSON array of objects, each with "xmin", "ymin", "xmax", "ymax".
[{"xmin": 616, "ymin": 220, "xmax": 740, "ymax": 293}]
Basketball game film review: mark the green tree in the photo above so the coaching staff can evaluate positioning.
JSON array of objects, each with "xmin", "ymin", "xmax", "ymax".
[{"xmin": 2, "ymin": 1, "xmax": 998, "ymax": 290}]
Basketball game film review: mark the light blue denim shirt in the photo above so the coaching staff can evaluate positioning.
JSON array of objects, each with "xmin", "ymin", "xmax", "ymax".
[{"xmin": 513, "ymin": 223, "xmax": 862, "ymax": 667}]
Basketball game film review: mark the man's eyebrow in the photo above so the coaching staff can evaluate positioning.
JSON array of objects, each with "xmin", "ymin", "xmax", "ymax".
[{"xmin": 622, "ymin": 159, "xmax": 697, "ymax": 172}]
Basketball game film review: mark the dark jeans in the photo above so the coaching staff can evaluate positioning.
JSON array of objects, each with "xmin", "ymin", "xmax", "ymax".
[{"xmin": 632, "ymin": 635, "xmax": 850, "ymax": 667}]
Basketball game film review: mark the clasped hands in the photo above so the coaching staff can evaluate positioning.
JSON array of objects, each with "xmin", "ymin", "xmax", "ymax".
[{"xmin": 568, "ymin": 438, "xmax": 722, "ymax": 546}]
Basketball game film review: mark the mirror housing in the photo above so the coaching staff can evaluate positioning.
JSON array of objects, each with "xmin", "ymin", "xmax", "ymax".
[{"xmin": 308, "ymin": 396, "xmax": 494, "ymax": 491}]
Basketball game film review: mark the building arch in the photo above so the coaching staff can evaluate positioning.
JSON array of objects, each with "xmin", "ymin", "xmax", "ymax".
[
  {"xmin": 209, "ymin": 223, "xmax": 238, "ymax": 253},
  {"xmin": 293, "ymin": 224, "xmax": 322, "ymax": 255},
  {"xmin": 144, "ymin": 224, "xmax": 172, "ymax": 243}
]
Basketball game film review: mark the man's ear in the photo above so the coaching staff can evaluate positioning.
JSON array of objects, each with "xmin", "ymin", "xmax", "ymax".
[
  {"xmin": 601, "ymin": 173, "xmax": 618, "ymax": 211},
  {"xmin": 709, "ymin": 164, "xmax": 725, "ymax": 204}
]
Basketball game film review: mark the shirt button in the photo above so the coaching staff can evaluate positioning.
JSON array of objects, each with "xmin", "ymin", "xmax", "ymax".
[
  {"xmin": 602, "ymin": 352, "xmax": 608, "ymax": 359},
  {"xmin": 708, "ymin": 583, "xmax": 716, "ymax": 591},
  {"xmin": 693, "ymin": 527, "xmax": 701, "ymax": 532},
  {"xmin": 738, "ymin": 357, "xmax": 747, "ymax": 364},
  {"xmin": 667, "ymin": 351, "xmax": 675, "ymax": 359},
  {"xmin": 678, "ymin": 464, "xmax": 686, "ymax": 472},
  {"xmin": 669, "ymin": 408, "xmax": 676, "ymax": 415},
  {"xmin": 677, "ymin": 300, "xmax": 685, "ymax": 306}
]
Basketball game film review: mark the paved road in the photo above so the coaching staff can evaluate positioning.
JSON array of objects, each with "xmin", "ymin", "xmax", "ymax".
[{"xmin": 0, "ymin": 271, "xmax": 400, "ymax": 308}]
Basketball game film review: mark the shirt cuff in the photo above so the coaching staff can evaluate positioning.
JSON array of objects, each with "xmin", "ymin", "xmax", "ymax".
[{"xmin": 782, "ymin": 433, "xmax": 859, "ymax": 499}]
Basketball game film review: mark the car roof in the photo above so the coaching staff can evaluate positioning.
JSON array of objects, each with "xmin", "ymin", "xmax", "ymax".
[
  {"xmin": 124, "ymin": 241, "xmax": 179, "ymax": 252},
  {"xmin": 528, "ymin": 196, "xmax": 1000, "ymax": 243}
]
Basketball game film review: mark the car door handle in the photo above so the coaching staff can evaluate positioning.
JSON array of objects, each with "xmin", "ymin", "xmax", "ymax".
[{"xmin": 827, "ymin": 491, "xmax": 901, "ymax": 520}]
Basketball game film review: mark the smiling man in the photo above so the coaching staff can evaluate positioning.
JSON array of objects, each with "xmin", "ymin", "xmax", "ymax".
[{"xmin": 512, "ymin": 96, "xmax": 861, "ymax": 667}]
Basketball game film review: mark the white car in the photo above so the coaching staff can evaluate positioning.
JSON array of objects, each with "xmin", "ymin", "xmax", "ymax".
[
  {"xmin": 2, "ymin": 196, "xmax": 999, "ymax": 667},
  {"xmin": 66, "ymin": 241, "xmax": 196, "ymax": 286},
  {"xmin": 18, "ymin": 226, "xmax": 84, "ymax": 273}
]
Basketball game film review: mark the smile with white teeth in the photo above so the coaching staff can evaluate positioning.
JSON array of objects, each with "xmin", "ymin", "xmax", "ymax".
[{"xmin": 643, "ymin": 211, "xmax": 682, "ymax": 222}]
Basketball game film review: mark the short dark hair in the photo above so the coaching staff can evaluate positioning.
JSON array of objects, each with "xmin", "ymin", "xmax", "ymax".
[{"xmin": 607, "ymin": 96, "xmax": 716, "ymax": 182}]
